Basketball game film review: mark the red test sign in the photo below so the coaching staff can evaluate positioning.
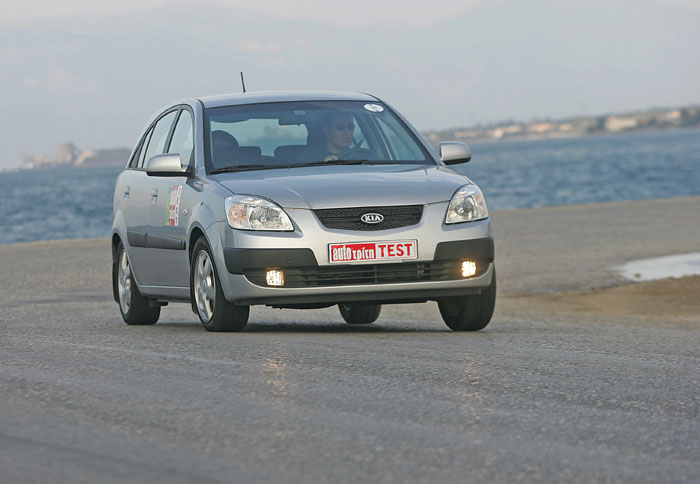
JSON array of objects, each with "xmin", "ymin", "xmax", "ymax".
[{"xmin": 328, "ymin": 240, "xmax": 418, "ymax": 264}]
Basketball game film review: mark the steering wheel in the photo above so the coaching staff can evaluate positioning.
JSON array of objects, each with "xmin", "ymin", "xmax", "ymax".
[{"xmin": 338, "ymin": 147, "xmax": 379, "ymax": 161}]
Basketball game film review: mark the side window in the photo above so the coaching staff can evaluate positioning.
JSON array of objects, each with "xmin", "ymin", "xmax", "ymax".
[
  {"xmin": 141, "ymin": 110, "xmax": 177, "ymax": 168},
  {"xmin": 167, "ymin": 110, "xmax": 194, "ymax": 167},
  {"xmin": 129, "ymin": 129, "xmax": 149, "ymax": 168},
  {"xmin": 137, "ymin": 128, "xmax": 154, "ymax": 168}
]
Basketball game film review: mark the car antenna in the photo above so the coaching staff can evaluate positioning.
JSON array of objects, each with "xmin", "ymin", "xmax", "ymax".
[{"xmin": 240, "ymin": 72, "xmax": 247, "ymax": 93}]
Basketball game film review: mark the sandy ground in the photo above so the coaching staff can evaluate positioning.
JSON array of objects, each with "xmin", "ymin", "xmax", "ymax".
[
  {"xmin": 485, "ymin": 195, "xmax": 700, "ymax": 327},
  {"xmin": 502, "ymin": 276, "xmax": 700, "ymax": 329}
]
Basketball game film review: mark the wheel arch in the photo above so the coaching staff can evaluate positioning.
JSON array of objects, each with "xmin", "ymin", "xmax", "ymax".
[
  {"xmin": 111, "ymin": 232, "xmax": 123, "ymax": 303},
  {"xmin": 188, "ymin": 224, "xmax": 208, "ymax": 261},
  {"xmin": 187, "ymin": 224, "xmax": 208, "ymax": 313},
  {"xmin": 111, "ymin": 232, "xmax": 123, "ymax": 263}
]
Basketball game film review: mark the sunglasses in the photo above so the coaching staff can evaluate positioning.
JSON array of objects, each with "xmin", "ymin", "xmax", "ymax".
[{"xmin": 334, "ymin": 123, "xmax": 355, "ymax": 131}]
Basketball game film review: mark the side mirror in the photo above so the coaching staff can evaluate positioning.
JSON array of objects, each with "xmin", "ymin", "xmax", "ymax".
[
  {"xmin": 440, "ymin": 142, "xmax": 472, "ymax": 165},
  {"xmin": 146, "ymin": 153, "xmax": 191, "ymax": 177}
]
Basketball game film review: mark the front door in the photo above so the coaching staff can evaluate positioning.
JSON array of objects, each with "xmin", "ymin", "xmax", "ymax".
[
  {"xmin": 145, "ymin": 108, "xmax": 195, "ymax": 288},
  {"xmin": 146, "ymin": 178, "xmax": 191, "ymax": 287}
]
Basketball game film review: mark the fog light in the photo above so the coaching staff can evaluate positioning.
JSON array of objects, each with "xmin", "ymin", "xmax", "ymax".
[
  {"xmin": 266, "ymin": 269, "xmax": 285, "ymax": 286},
  {"xmin": 461, "ymin": 260, "xmax": 477, "ymax": 278}
]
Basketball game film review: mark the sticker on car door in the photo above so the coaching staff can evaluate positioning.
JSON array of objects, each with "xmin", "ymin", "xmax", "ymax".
[{"xmin": 166, "ymin": 185, "xmax": 182, "ymax": 226}]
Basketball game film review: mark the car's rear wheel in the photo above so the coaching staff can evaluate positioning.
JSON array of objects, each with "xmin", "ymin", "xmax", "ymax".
[
  {"xmin": 438, "ymin": 269, "xmax": 496, "ymax": 331},
  {"xmin": 114, "ymin": 242, "xmax": 160, "ymax": 325},
  {"xmin": 191, "ymin": 237, "xmax": 249, "ymax": 332},
  {"xmin": 339, "ymin": 303, "xmax": 381, "ymax": 324}
]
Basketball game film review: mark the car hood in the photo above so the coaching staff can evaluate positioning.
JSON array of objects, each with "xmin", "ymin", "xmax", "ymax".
[{"xmin": 212, "ymin": 164, "xmax": 471, "ymax": 209}]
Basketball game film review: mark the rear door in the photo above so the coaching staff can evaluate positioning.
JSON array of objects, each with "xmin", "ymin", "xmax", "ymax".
[
  {"xmin": 120, "ymin": 126, "xmax": 153, "ymax": 282},
  {"xmin": 146, "ymin": 107, "xmax": 195, "ymax": 288}
]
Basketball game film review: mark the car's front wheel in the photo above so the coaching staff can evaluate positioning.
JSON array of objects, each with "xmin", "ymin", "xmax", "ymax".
[
  {"xmin": 191, "ymin": 237, "xmax": 249, "ymax": 332},
  {"xmin": 114, "ymin": 242, "xmax": 160, "ymax": 325},
  {"xmin": 438, "ymin": 269, "xmax": 496, "ymax": 331},
  {"xmin": 339, "ymin": 303, "xmax": 381, "ymax": 324}
]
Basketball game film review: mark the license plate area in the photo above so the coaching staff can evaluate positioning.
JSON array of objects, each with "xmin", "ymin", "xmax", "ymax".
[{"xmin": 328, "ymin": 240, "xmax": 418, "ymax": 264}]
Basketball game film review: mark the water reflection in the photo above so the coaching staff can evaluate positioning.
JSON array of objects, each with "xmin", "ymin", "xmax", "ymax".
[
  {"xmin": 263, "ymin": 356, "xmax": 289, "ymax": 398},
  {"xmin": 456, "ymin": 359, "xmax": 486, "ymax": 423}
]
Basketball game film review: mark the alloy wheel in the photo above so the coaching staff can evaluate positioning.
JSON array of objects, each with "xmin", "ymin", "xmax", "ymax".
[
  {"xmin": 118, "ymin": 250, "xmax": 132, "ymax": 314},
  {"xmin": 194, "ymin": 250, "xmax": 216, "ymax": 322}
]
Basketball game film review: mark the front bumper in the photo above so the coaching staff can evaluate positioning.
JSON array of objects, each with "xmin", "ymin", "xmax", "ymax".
[{"xmin": 210, "ymin": 202, "xmax": 495, "ymax": 306}]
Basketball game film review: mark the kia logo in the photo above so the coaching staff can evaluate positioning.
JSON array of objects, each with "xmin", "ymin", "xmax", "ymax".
[{"xmin": 361, "ymin": 213, "xmax": 384, "ymax": 224}]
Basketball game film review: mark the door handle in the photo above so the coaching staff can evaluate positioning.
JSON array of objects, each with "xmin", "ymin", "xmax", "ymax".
[
  {"xmin": 123, "ymin": 185, "xmax": 130, "ymax": 200},
  {"xmin": 151, "ymin": 187, "xmax": 158, "ymax": 202}
]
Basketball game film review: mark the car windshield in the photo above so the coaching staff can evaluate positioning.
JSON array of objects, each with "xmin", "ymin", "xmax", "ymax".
[{"xmin": 204, "ymin": 101, "xmax": 433, "ymax": 173}]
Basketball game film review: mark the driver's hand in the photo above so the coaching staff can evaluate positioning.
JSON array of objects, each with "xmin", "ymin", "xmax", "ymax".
[{"xmin": 323, "ymin": 155, "xmax": 339, "ymax": 162}]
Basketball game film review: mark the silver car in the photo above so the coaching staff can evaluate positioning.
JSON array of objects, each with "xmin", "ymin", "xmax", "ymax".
[{"xmin": 111, "ymin": 91, "xmax": 495, "ymax": 332}]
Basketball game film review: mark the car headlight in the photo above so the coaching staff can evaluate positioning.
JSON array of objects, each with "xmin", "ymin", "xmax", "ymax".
[
  {"xmin": 225, "ymin": 195, "xmax": 294, "ymax": 231},
  {"xmin": 445, "ymin": 185, "xmax": 489, "ymax": 224}
]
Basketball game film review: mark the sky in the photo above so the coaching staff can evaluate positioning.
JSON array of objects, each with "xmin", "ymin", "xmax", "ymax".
[{"xmin": 1, "ymin": 0, "xmax": 699, "ymax": 168}]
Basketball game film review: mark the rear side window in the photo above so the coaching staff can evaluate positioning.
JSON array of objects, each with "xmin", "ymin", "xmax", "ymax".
[
  {"xmin": 137, "ymin": 129, "xmax": 154, "ymax": 168},
  {"xmin": 140, "ymin": 110, "xmax": 177, "ymax": 168},
  {"xmin": 167, "ymin": 110, "xmax": 194, "ymax": 167},
  {"xmin": 129, "ymin": 128, "xmax": 149, "ymax": 168}
]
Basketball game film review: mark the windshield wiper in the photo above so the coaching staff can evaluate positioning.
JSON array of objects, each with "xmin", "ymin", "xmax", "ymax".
[
  {"xmin": 289, "ymin": 159, "xmax": 365, "ymax": 168},
  {"xmin": 210, "ymin": 160, "xmax": 402, "ymax": 174},
  {"xmin": 287, "ymin": 159, "xmax": 401, "ymax": 168},
  {"xmin": 210, "ymin": 164, "xmax": 280, "ymax": 174}
]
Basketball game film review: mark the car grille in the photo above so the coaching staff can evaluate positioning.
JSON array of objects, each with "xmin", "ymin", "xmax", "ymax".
[
  {"xmin": 244, "ymin": 260, "xmax": 488, "ymax": 288},
  {"xmin": 314, "ymin": 205, "xmax": 423, "ymax": 231}
]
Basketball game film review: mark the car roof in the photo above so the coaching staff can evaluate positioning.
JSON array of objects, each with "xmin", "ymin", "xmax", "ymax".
[{"xmin": 198, "ymin": 90, "xmax": 379, "ymax": 109}]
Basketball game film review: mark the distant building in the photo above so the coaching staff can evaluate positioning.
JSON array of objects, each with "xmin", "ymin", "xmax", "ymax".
[
  {"xmin": 528, "ymin": 122, "xmax": 553, "ymax": 134},
  {"xmin": 20, "ymin": 143, "xmax": 129, "ymax": 170},
  {"xmin": 665, "ymin": 110, "xmax": 682, "ymax": 122},
  {"xmin": 56, "ymin": 142, "xmax": 78, "ymax": 164},
  {"xmin": 559, "ymin": 123, "xmax": 574, "ymax": 132},
  {"xmin": 74, "ymin": 148, "xmax": 130, "ymax": 167},
  {"xmin": 605, "ymin": 116, "xmax": 638, "ymax": 132}
]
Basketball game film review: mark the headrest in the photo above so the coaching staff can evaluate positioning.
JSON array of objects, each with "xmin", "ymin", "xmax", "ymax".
[{"xmin": 212, "ymin": 130, "xmax": 239, "ymax": 149}]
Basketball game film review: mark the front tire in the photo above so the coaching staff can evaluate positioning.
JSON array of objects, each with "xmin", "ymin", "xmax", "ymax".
[
  {"xmin": 438, "ymin": 269, "xmax": 496, "ymax": 331},
  {"xmin": 339, "ymin": 303, "xmax": 381, "ymax": 324},
  {"xmin": 191, "ymin": 238, "xmax": 249, "ymax": 332},
  {"xmin": 114, "ymin": 242, "xmax": 160, "ymax": 325}
]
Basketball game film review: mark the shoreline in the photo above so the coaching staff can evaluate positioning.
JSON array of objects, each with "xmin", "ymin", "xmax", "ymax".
[{"xmin": 457, "ymin": 124, "xmax": 700, "ymax": 147}]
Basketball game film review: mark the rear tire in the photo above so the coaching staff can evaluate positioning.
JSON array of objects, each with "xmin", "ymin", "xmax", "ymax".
[
  {"xmin": 438, "ymin": 269, "xmax": 496, "ymax": 331},
  {"xmin": 114, "ymin": 242, "xmax": 160, "ymax": 325},
  {"xmin": 191, "ymin": 237, "xmax": 249, "ymax": 332},
  {"xmin": 339, "ymin": 303, "xmax": 381, "ymax": 324}
]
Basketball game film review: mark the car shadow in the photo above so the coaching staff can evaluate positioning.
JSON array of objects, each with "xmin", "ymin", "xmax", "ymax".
[{"xmin": 154, "ymin": 320, "xmax": 454, "ymax": 334}]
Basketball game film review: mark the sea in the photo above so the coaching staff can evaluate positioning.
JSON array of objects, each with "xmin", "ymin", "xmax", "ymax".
[{"xmin": 1, "ymin": 128, "xmax": 698, "ymax": 246}]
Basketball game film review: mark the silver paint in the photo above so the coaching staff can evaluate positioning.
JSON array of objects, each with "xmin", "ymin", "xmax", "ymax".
[{"xmin": 112, "ymin": 91, "xmax": 493, "ymax": 306}]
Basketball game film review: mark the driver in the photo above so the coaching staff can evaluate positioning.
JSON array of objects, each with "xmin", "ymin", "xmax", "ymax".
[{"xmin": 301, "ymin": 111, "xmax": 356, "ymax": 162}]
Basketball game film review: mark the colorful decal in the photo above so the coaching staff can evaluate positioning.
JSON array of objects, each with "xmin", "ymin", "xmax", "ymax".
[
  {"xmin": 363, "ymin": 103, "xmax": 384, "ymax": 113},
  {"xmin": 166, "ymin": 185, "xmax": 183, "ymax": 226}
]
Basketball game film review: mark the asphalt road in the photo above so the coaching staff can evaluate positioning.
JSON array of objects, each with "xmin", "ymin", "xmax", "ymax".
[{"xmin": 1, "ymin": 197, "xmax": 698, "ymax": 483}]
